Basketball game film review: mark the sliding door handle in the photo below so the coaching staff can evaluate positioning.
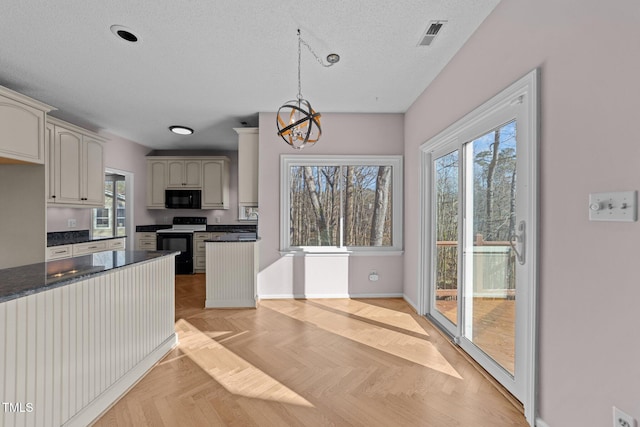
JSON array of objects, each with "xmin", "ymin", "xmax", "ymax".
[{"xmin": 509, "ymin": 220, "xmax": 526, "ymax": 265}]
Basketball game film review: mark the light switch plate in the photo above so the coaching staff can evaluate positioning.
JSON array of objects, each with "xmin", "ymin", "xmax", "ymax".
[{"xmin": 589, "ymin": 191, "xmax": 637, "ymax": 222}]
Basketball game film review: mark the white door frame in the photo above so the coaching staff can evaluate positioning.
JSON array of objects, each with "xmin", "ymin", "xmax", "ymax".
[
  {"xmin": 105, "ymin": 167, "xmax": 135, "ymax": 251},
  {"xmin": 418, "ymin": 69, "xmax": 539, "ymax": 425}
]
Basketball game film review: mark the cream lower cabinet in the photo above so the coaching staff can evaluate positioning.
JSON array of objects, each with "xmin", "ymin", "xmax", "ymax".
[
  {"xmin": 194, "ymin": 232, "xmax": 226, "ymax": 272},
  {"xmin": 135, "ymin": 232, "xmax": 157, "ymax": 250},
  {"xmin": 72, "ymin": 240, "xmax": 108, "ymax": 256},
  {"xmin": 46, "ymin": 245, "xmax": 73, "ymax": 260},
  {"xmin": 107, "ymin": 237, "xmax": 126, "ymax": 250},
  {"xmin": 46, "ymin": 117, "xmax": 106, "ymax": 207},
  {"xmin": 45, "ymin": 237, "xmax": 125, "ymax": 261},
  {"xmin": 0, "ymin": 85, "xmax": 54, "ymax": 164}
]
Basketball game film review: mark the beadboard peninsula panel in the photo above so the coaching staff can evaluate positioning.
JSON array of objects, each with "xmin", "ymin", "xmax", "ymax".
[
  {"xmin": 0, "ymin": 254, "xmax": 177, "ymax": 427},
  {"xmin": 205, "ymin": 241, "xmax": 258, "ymax": 308}
]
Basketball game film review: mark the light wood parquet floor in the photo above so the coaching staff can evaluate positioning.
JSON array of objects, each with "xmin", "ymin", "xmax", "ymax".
[
  {"xmin": 435, "ymin": 299, "xmax": 516, "ymax": 374},
  {"xmin": 93, "ymin": 274, "xmax": 528, "ymax": 426}
]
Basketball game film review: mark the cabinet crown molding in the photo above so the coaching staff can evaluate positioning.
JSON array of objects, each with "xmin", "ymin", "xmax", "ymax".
[
  {"xmin": 0, "ymin": 84, "xmax": 56, "ymax": 113},
  {"xmin": 47, "ymin": 116, "xmax": 108, "ymax": 142},
  {"xmin": 233, "ymin": 127, "xmax": 258, "ymax": 135}
]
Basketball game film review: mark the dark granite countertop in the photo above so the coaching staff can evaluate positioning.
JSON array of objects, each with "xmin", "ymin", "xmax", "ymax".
[
  {"xmin": 135, "ymin": 225, "xmax": 172, "ymax": 232},
  {"xmin": 135, "ymin": 224, "xmax": 256, "ymax": 233},
  {"xmin": 47, "ymin": 230, "xmax": 127, "ymax": 247},
  {"xmin": 0, "ymin": 250, "xmax": 178, "ymax": 304},
  {"xmin": 205, "ymin": 225, "xmax": 257, "ymax": 233},
  {"xmin": 204, "ymin": 233, "xmax": 259, "ymax": 242}
]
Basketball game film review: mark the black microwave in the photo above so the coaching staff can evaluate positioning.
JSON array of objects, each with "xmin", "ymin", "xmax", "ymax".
[{"xmin": 165, "ymin": 189, "xmax": 201, "ymax": 209}]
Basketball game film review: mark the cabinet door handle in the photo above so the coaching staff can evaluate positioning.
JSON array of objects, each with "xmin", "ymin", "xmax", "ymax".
[{"xmin": 54, "ymin": 250, "xmax": 67, "ymax": 254}]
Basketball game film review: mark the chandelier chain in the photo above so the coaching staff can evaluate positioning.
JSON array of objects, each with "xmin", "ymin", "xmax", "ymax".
[{"xmin": 296, "ymin": 29, "xmax": 335, "ymax": 100}]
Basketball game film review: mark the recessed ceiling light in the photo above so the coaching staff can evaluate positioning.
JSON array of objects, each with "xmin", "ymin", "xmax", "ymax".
[
  {"xmin": 169, "ymin": 126, "xmax": 194, "ymax": 135},
  {"xmin": 110, "ymin": 25, "xmax": 139, "ymax": 43}
]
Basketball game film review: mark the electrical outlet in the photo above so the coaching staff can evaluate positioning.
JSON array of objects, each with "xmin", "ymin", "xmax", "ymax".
[
  {"xmin": 368, "ymin": 271, "xmax": 379, "ymax": 282},
  {"xmin": 613, "ymin": 407, "xmax": 636, "ymax": 427},
  {"xmin": 68, "ymin": 219, "xmax": 77, "ymax": 228}
]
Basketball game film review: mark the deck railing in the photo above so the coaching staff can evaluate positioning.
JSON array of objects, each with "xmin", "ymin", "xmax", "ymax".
[{"xmin": 435, "ymin": 234, "xmax": 515, "ymax": 300}]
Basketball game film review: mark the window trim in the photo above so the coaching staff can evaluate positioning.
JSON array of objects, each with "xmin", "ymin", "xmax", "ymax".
[{"xmin": 280, "ymin": 154, "xmax": 403, "ymax": 254}]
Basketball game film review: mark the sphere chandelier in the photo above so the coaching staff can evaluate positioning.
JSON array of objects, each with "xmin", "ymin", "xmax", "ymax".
[{"xmin": 276, "ymin": 29, "xmax": 339, "ymax": 150}]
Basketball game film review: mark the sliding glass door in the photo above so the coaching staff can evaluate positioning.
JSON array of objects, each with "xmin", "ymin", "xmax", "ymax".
[
  {"xmin": 462, "ymin": 121, "xmax": 518, "ymax": 375},
  {"xmin": 422, "ymin": 71, "xmax": 538, "ymax": 420}
]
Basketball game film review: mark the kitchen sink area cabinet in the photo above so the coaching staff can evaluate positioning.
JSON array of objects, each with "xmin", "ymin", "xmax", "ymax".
[
  {"xmin": 167, "ymin": 159, "xmax": 201, "ymax": 188},
  {"xmin": 107, "ymin": 237, "xmax": 126, "ymax": 250},
  {"xmin": 46, "ymin": 117, "xmax": 106, "ymax": 207},
  {"xmin": 0, "ymin": 85, "xmax": 53, "ymax": 164},
  {"xmin": 201, "ymin": 158, "xmax": 229, "ymax": 209},
  {"xmin": 72, "ymin": 239, "xmax": 108, "ymax": 256},
  {"xmin": 45, "ymin": 237, "xmax": 126, "ymax": 260},
  {"xmin": 46, "ymin": 244, "xmax": 72, "ymax": 260}
]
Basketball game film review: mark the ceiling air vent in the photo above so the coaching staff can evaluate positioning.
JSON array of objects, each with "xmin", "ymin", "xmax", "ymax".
[{"xmin": 418, "ymin": 21, "xmax": 446, "ymax": 46}]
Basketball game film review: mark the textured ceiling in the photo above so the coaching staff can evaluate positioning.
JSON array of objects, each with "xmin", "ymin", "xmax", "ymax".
[{"xmin": 0, "ymin": 0, "xmax": 500, "ymax": 150}]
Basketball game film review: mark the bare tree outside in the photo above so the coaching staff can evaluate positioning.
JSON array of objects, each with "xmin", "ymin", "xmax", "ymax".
[
  {"xmin": 433, "ymin": 120, "xmax": 517, "ymax": 308},
  {"xmin": 370, "ymin": 166, "xmax": 391, "ymax": 245},
  {"xmin": 290, "ymin": 165, "xmax": 393, "ymax": 247}
]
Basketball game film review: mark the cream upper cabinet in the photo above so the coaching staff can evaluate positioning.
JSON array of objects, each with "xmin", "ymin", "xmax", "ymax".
[
  {"xmin": 146, "ymin": 160, "xmax": 167, "ymax": 208},
  {"xmin": 235, "ymin": 127, "xmax": 259, "ymax": 207},
  {"xmin": 45, "ymin": 123, "xmax": 56, "ymax": 202},
  {"xmin": 0, "ymin": 85, "xmax": 54, "ymax": 164},
  {"xmin": 167, "ymin": 160, "xmax": 201, "ymax": 188},
  {"xmin": 83, "ymin": 137, "xmax": 105, "ymax": 205},
  {"xmin": 53, "ymin": 126, "xmax": 82, "ymax": 203},
  {"xmin": 46, "ymin": 117, "xmax": 106, "ymax": 207},
  {"xmin": 202, "ymin": 158, "xmax": 229, "ymax": 209},
  {"xmin": 146, "ymin": 156, "xmax": 229, "ymax": 209}
]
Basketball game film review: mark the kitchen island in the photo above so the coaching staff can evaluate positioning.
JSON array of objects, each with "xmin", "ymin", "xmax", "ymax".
[
  {"xmin": 0, "ymin": 250, "xmax": 178, "ymax": 427},
  {"xmin": 205, "ymin": 234, "xmax": 259, "ymax": 308}
]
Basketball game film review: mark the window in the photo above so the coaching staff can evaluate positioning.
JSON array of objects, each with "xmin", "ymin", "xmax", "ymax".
[
  {"xmin": 280, "ymin": 155, "xmax": 403, "ymax": 253},
  {"xmin": 94, "ymin": 208, "xmax": 110, "ymax": 228},
  {"xmin": 92, "ymin": 173, "xmax": 126, "ymax": 238}
]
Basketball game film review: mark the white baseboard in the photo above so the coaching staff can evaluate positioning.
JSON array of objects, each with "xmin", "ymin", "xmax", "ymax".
[
  {"xmin": 536, "ymin": 417, "xmax": 550, "ymax": 427},
  {"xmin": 349, "ymin": 292, "xmax": 404, "ymax": 299},
  {"xmin": 206, "ymin": 299, "xmax": 256, "ymax": 308},
  {"xmin": 403, "ymin": 294, "xmax": 419, "ymax": 313},
  {"xmin": 259, "ymin": 293, "xmax": 297, "ymax": 300},
  {"xmin": 258, "ymin": 293, "xmax": 404, "ymax": 300},
  {"xmin": 64, "ymin": 333, "xmax": 178, "ymax": 427}
]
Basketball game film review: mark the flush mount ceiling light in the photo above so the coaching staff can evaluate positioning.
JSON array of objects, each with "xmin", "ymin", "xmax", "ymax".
[
  {"xmin": 276, "ymin": 29, "xmax": 339, "ymax": 150},
  {"xmin": 169, "ymin": 125, "xmax": 194, "ymax": 135},
  {"xmin": 110, "ymin": 25, "xmax": 139, "ymax": 43}
]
